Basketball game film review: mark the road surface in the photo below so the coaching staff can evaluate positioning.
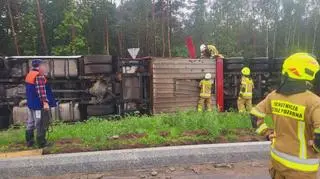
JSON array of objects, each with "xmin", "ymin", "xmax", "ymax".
[{"xmin": 21, "ymin": 160, "xmax": 272, "ymax": 179}]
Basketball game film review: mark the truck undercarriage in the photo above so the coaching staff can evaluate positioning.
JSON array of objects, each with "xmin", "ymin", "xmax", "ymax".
[{"xmin": 0, "ymin": 55, "xmax": 283, "ymax": 129}]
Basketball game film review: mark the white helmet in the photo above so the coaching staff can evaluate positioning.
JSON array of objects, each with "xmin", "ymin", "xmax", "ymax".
[
  {"xmin": 200, "ymin": 44, "xmax": 207, "ymax": 52},
  {"xmin": 205, "ymin": 73, "xmax": 212, "ymax": 79}
]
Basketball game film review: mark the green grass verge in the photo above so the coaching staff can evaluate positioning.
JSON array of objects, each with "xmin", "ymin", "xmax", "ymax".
[{"xmin": 0, "ymin": 111, "xmax": 271, "ymax": 154}]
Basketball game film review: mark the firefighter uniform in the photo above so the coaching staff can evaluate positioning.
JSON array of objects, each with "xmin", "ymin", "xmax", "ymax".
[
  {"xmin": 200, "ymin": 44, "xmax": 220, "ymax": 58},
  {"xmin": 238, "ymin": 67, "xmax": 254, "ymax": 112},
  {"xmin": 250, "ymin": 53, "xmax": 320, "ymax": 179},
  {"xmin": 207, "ymin": 45, "xmax": 219, "ymax": 57},
  {"xmin": 198, "ymin": 73, "xmax": 213, "ymax": 112}
]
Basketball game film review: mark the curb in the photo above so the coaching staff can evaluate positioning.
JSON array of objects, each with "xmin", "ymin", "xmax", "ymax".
[{"xmin": 0, "ymin": 142, "xmax": 270, "ymax": 178}]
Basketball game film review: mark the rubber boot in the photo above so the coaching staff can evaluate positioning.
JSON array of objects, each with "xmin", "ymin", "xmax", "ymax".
[
  {"xmin": 36, "ymin": 135, "xmax": 47, "ymax": 148},
  {"xmin": 25, "ymin": 130, "xmax": 34, "ymax": 147}
]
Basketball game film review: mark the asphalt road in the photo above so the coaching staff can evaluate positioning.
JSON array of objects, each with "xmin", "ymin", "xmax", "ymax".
[{"xmin": 20, "ymin": 160, "xmax": 272, "ymax": 179}]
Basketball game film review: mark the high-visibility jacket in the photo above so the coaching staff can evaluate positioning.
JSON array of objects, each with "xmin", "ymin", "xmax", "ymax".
[
  {"xmin": 207, "ymin": 45, "xmax": 219, "ymax": 57},
  {"xmin": 199, "ymin": 79, "xmax": 213, "ymax": 98},
  {"xmin": 239, "ymin": 76, "xmax": 254, "ymax": 99},
  {"xmin": 251, "ymin": 90, "xmax": 320, "ymax": 172},
  {"xmin": 25, "ymin": 70, "xmax": 56, "ymax": 110}
]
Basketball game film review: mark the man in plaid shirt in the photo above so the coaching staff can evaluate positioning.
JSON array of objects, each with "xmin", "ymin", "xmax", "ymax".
[
  {"xmin": 25, "ymin": 59, "xmax": 56, "ymax": 147},
  {"xmin": 35, "ymin": 73, "xmax": 49, "ymax": 109}
]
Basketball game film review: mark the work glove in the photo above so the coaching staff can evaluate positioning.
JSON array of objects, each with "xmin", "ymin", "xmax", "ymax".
[
  {"xmin": 308, "ymin": 140, "xmax": 320, "ymax": 153},
  {"xmin": 266, "ymin": 131, "xmax": 276, "ymax": 141}
]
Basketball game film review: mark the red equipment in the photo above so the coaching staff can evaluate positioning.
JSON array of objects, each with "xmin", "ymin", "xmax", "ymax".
[
  {"xmin": 216, "ymin": 56, "xmax": 224, "ymax": 111},
  {"xmin": 185, "ymin": 36, "xmax": 196, "ymax": 59}
]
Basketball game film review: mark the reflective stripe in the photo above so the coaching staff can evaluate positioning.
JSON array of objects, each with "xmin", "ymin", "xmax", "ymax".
[
  {"xmin": 271, "ymin": 147, "xmax": 319, "ymax": 172},
  {"xmin": 314, "ymin": 128, "xmax": 320, "ymax": 134},
  {"xmin": 271, "ymin": 131, "xmax": 276, "ymax": 148},
  {"xmin": 240, "ymin": 77, "xmax": 253, "ymax": 98},
  {"xmin": 250, "ymin": 108, "xmax": 266, "ymax": 118},
  {"xmin": 200, "ymin": 80, "xmax": 212, "ymax": 97},
  {"xmin": 200, "ymin": 93, "xmax": 211, "ymax": 97},
  {"xmin": 256, "ymin": 123, "xmax": 268, "ymax": 135},
  {"xmin": 313, "ymin": 128, "xmax": 320, "ymax": 152},
  {"xmin": 313, "ymin": 144, "xmax": 320, "ymax": 153},
  {"xmin": 241, "ymin": 92, "xmax": 252, "ymax": 97},
  {"xmin": 298, "ymin": 121, "xmax": 307, "ymax": 159},
  {"xmin": 244, "ymin": 77, "xmax": 253, "ymax": 94}
]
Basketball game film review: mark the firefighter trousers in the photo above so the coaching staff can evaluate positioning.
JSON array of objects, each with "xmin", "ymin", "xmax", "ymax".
[
  {"xmin": 237, "ymin": 97, "xmax": 252, "ymax": 112},
  {"xmin": 198, "ymin": 97, "xmax": 212, "ymax": 112},
  {"xmin": 269, "ymin": 160, "xmax": 317, "ymax": 179}
]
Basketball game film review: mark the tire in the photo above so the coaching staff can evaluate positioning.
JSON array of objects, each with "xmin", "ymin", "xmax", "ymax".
[
  {"xmin": 87, "ymin": 104, "xmax": 115, "ymax": 116},
  {"xmin": 0, "ymin": 116, "xmax": 10, "ymax": 129}
]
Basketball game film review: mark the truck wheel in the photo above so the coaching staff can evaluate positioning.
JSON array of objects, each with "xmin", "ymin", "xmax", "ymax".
[{"xmin": 0, "ymin": 116, "xmax": 10, "ymax": 129}]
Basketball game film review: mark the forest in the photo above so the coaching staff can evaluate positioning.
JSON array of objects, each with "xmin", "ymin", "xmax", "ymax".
[{"xmin": 0, "ymin": 0, "xmax": 320, "ymax": 58}]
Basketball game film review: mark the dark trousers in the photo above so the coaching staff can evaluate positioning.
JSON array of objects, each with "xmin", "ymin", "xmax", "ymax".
[{"xmin": 26, "ymin": 109, "xmax": 50, "ymax": 147}]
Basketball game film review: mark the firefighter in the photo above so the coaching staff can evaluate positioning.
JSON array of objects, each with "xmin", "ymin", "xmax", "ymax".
[
  {"xmin": 200, "ymin": 44, "xmax": 220, "ymax": 59},
  {"xmin": 197, "ymin": 73, "xmax": 213, "ymax": 112},
  {"xmin": 250, "ymin": 53, "xmax": 320, "ymax": 179},
  {"xmin": 25, "ymin": 59, "xmax": 56, "ymax": 148},
  {"xmin": 237, "ymin": 67, "xmax": 254, "ymax": 112},
  {"xmin": 312, "ymin": 70, "xmax": 320, "ymax": 96}
]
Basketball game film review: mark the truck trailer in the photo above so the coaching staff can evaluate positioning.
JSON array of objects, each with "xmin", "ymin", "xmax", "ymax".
[{"xmin": 0, "ymin": 55, "xmax": 283, "ymax": 129}]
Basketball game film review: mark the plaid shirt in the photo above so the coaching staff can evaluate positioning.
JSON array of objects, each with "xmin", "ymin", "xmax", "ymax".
[{"xmin": 35, "ymin": 74, "xmax": 48, "ymax": 103}]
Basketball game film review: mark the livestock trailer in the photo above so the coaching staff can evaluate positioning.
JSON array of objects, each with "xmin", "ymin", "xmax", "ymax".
[
  {"xmin": 0, "ymin": 55, "xmax": 282, "ymax": 128},
  {"xmin": 0, "ymin": 55, "xmax": 152, "ymax": 128}
]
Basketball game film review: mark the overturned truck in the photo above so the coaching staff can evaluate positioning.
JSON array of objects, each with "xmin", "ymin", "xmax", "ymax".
[
  {"xmin": 0, "ymin": 56, "xmax": 152, "ymax": 128},
  {"xmin": 0, "ymin": 55, "xmax": 283, "ymax": 129}
]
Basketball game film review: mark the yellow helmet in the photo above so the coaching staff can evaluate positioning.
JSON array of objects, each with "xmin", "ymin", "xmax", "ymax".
[
  {"xmin": 282, "ymin": 53, "xmax": 319, "ymax": 81},
  {"xmin": 241, "ymin": 67, "xmax": 251, "ymax": 76}
]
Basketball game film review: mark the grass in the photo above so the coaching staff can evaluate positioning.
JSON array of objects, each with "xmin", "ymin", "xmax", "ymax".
[{"xmin": 0, "ymin": 110, "xmax": 270, "ymax": 154}]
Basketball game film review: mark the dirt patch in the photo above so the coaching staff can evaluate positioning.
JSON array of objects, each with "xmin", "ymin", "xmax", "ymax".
[
  {"xmin": 216, "ymin": 129, "xmax": 265, "ymax": 143},
  {"xmin": 8, "ymin": 142, "xmax": 25, "ymax": 148},
  {"xmin": 118, "ymin": 133, "xmax": 146, "ymax": 140},
  {"xmin": 55, "ymin": 138, "xmax": 82, "ymax": 145},
  {"xmin": 60, "ymin": 147, "xmax": 92, "ymax": 153},
  {"xmin": 122, "ymin": 143, "xmax": 148, "ymax": 149},
  {"xmin": 44, "ymin": 145, "xmax": 92, "ymax": 154},
  {"xmin": 182, "ymin": 130, "xmax": 209, "ymax": 137},
  {"xmin": 238, "ymin": 135, "xmax": 265, "ymax": 142},
  {"xmin": 7, "ymin": 142, "xmax": 28, "ymax": 152},
  {"xmin": 159, "ymin": 131, "xmax": 169, "ymax": 137},
  {"xmin": 215, "ymin": 136, "xmax": 229, "ymax": 143}
]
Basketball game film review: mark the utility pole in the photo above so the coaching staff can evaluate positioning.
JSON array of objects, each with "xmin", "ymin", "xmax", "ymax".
[
  {"xmin": 7, "ymin": 0, "xmax": 20, "ymax": 55},
  {"xmin": 36, "ymin": 0, "xmax": 48, "ymax": 55}
]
